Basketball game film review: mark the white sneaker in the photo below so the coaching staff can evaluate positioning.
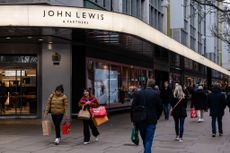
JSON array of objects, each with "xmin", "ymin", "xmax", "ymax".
[
  {"xmin": 175, "ymin": 136, "xmax": 179, "ymax": 141},
  {"xmin": 95, "ymin": 137, "xmax": 99, "ymax": 141},
  {"xmin": 83, "ymin": 141, "xmax": 90, "ymax": 145},
  {"xmin": 179, "ymin": 138, "xmax": 183, "ymax": 143},
  {"xmin": 54, "ymin": 138, "xmax": 60, "ymax": 145}
]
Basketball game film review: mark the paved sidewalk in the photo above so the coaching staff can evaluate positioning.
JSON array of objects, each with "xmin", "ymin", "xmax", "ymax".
[{"xmin": 1, "ymin": 110, "xmax": 230, "ymax": 153}]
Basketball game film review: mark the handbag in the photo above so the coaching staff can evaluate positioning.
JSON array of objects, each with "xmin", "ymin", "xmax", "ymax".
[
  {"xmin": 92, "ymin": 115, "xmax": 109, "ymax": 126},
  {"xmin": 190, "ymin": 107, "xmax": 197, "ymax": 118},
  {"xmin": 78, "ymin": 105, "xmax": 91, "ymax": 120},
  {"xmin": 42, "ymin": 119, "xmax": 51, "ymax": 136},
  {"xmin": 62, "ymin": 120, "xmax": 72, "ymax": 135},
  {"xmin": 131, "ymin": 90, "xmax": 147, "ymax": 123},
  {"xmin": 131, "ymin": 126, "xmax": 139, "ymax": 145},
  {"xmin": 90, "ymin": 106, "xmax": 107, "ymax": 117}
]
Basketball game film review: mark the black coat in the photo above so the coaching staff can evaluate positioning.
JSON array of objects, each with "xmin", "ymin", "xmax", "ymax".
[
  {"xmin": 131, "ymin": 87, "xmax": 163, "ymax": 124},
  {"xmin": 171, "ymin": 97, "xmax": 187, "ymax": 118},
  {"xmin": 207, "ymin": 88, "xmax": 226, "ymax": 117},
  {"xmin": 191, "ymin": 89, "xmax": 207, "ymax": 110},
  {"xmin": 160, "ymin": 87, "xmax": 173, "ymax": 104}
]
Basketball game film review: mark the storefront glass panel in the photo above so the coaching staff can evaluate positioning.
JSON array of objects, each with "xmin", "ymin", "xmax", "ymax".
[
  {"xmin": 0, "ymin": 55, "xmax": 37, "ymax": 116},
  {"xmin": 86, "ymin": 58, "xmax": 150, "ymax": 108}
]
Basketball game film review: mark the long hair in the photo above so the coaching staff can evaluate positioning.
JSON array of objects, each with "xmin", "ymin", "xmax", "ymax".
[
  {"xmin": 173, "ymin": 85, "xmax": 185, "ymax": 99},
  {"xmin": 83, "ymin": 88, "xmax": 93, "ymax": 98}
]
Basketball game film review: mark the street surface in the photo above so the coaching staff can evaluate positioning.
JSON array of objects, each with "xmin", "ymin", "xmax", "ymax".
[{"xmin": 0, "ymin": 110, "xmax": 230, "ymax": 153}]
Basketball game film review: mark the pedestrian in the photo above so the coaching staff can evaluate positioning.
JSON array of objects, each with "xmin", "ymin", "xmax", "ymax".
[
  {"xmin": 131, "ymin": 79, "xmax": 163, "ymax": 153},
  {"xmin": 171, "ymin": 84, "xmax": 187, "ymax": 142},
  {"xmin": 160, "ymin": 81, "xmax": 173, "ymax": 120},
  {"xmin": 79, "ymin": 88, "xmax": 100, "ymax": 145},
  {"xmin": 207, "ymin": 84, "xmax": 226, "ymax": 137},
  {"xmin": 44, "ymin": 85, "xmax": 68, "ymax": 145},
  {"xmin": 191, "ymin": 85, "xmax": 207, "ymax": 122}
]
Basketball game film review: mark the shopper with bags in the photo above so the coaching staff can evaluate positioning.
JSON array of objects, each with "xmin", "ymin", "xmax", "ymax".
[
  {"xmin": 191, "ymin": 85, "xmax": 207, "ymax": 122},
  {"xmin": 44, "ymin": 85, "xmax": 68, "ymax": 145},
  {"xmin": 170, "ymin": 84, "xmax": 187, "ymax": 143},
  {"xmin": 79, "ymin": 89, "xmax": 100, "ymax": 145}
]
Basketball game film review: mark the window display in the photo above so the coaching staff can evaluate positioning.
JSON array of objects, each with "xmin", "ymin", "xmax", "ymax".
[
  {"xmin": 0, "ymin": 55, "xmax": 37, "ymax": 116},
  {"xmin": 86, "ymin": 58, "xmax": 151, "ymax": 108}
]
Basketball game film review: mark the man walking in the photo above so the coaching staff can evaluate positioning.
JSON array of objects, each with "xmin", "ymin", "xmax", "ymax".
[
  {"xmin": 207, "ymin": 84, "xmax": 226, "ymax": 137},
  {"xmin": 160, "ymin": 81, "xmax": 173, "ymax": 120},
  {"xmin": 131, "ymin": 79, "xmax": 163, "ymax": 153}
]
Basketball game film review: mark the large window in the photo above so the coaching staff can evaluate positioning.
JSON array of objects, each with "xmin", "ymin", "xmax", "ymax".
[
  {"xmin": 86, "ymin": 58, "xmax": 151, "ymax": 107},
  {"xmin": 0, "ymin": 55, "xmax": 37, "ymax": 116}
]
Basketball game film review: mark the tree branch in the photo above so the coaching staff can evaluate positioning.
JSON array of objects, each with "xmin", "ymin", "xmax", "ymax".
[{"xmin": 192, "ymin": 0, "xmax": 230, "ymax": 13}]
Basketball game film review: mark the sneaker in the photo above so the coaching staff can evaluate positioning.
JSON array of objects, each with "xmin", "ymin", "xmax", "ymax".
[
  {"xmin": 200, "ymin": 118, "xmax": 204, "ymax": 122},
  {"xmin": 212, "ymin": 134, "xmax": 216, "ymax": 137},
  {"xmin": 95, "ymin": 137, "xmax": 99, "ymax": 142},
  {"xmin": 179, "ymin": 138, "xmax": 183, "ymax": 143},
  {"xmin": 219, "ymin": 133, "xmax": 223, "ymax": 136},
  {"xmin": 83, "ymin": 141, "xmax": 90, "ymax": 145},
  {"xmin": 175, "ymin": 136, "xmax": 179, "ymax": 141},
  {"xmin": 54, "ymin": 138, "xmax": 60, "ymax": 145}
]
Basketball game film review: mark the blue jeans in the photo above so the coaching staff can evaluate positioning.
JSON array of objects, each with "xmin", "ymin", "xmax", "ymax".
[
  {"xmin": 137, "ymin": 123, "xmax": 156, "ymax": 153},
  {"xmin": 163, "ymin": 103, "xmax": 170, "ymax": 120},
  {"xmin": 173, "ymin": 116, "xmax": 185, "ymax": 138},
  {"xmin": 211, "ymin": 116, "xmax": 223, "ymax": 134}
]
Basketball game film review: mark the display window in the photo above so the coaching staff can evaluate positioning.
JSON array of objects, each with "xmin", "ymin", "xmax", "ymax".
[
  {"xmin": 86, "ymin": 58, "xmax": 151, "ymax": 107},
  {"xmin": 0, "ymin": 55, "xmax": 37, "ymax": 116}
]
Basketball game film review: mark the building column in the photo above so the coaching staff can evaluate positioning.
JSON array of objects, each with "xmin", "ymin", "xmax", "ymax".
[{"xmin": 41, "ymin": 43, "xmax": 72, "ymax": 118}]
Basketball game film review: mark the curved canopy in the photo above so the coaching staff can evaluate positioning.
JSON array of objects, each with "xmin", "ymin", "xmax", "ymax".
[{"xmin": 0, "ymin": 5, "xmax": 229, "ymax": 76}]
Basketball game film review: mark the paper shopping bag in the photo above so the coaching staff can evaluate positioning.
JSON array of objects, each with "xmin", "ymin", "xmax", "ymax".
[
  {"xmin": 190, "ymin": 108, "xmax": 197, "ymax": 119},
  {"xmin": 62, "ymin": 120, "xmax": 72, "ymax": 135},
  {"xmin": 90, "ymin": 106, "xmax": 107, "ymax": 117},
  {"xmin": 42, "ymin": 120, "xmax": 51, "ymax": 136},
  {"xmin": 92, "ymin": 115, "xmax": 109, "ymax": 126}
]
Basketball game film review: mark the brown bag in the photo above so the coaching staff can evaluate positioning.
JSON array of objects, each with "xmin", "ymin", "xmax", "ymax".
[
  {"xmin": 42, "ymin": 120, "xmax": 51, "ymax": 136},
  {"xmin": 78, "ymin": 105, "xmax": 91, "ymax": 120},
  {"xmin": 92, "ymin": 115, "xmax": 109, "ymax": 126}
]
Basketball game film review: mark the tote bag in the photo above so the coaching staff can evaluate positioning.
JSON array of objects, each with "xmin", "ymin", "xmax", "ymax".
[
  {"xmin": 78, "ymin": 106, "xmax": 90, "ymax": 120},
  {"xmin": 62, "ymin": 120, "xmax": 72, "ymax": 135},
  {"xmin": 131, "ymin": 126, "xmax": 139, "ymax": 145},
  {"xmin": 92, "ymin": 115, "xmax": 109, "ymax": 126},
  {"xmin": 90, "ymin": 106, "xmax": 107, "ymax": 117},
  {"xmin": 42, "ymin": 120, "xmax": 51, "ymax": 136},
  {"xmin": 190, "ymin": 108, "xmax": 197, "ymax": 118}
]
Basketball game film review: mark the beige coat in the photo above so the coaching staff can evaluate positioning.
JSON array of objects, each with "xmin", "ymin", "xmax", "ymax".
[{"xmin": 45, "ymin": 93, "xmax": 68, "ymax": 115}]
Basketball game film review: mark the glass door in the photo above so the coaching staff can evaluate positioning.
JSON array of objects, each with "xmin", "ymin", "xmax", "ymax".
[{"xmin": 0, "ymin": 55, "xmax": 37, "ymax": 116}]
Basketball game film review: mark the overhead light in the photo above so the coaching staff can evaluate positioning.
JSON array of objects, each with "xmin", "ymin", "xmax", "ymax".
[
  {"xmin": 38, "ymin": 38, "xmax": 43, "ymax": 41},
  {"xmin": 48, "ymin": 43, "xmax": 53, "ymax": 51},
  {"xmin": 6, "ymin": 37, "xmax": 11, "ymax": 40},
  {"xmin": 27, "ymin": 36, "xmax": 33, "ymax": 39}
]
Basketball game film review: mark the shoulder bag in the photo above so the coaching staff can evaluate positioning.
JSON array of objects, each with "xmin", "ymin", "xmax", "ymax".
[{"xmin": 170, "ymin": 98, "xmax": 183, "ymax": 115}]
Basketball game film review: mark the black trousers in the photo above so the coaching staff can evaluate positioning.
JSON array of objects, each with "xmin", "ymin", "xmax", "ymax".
[
  {"xmin": 52, "ymin": 114, "xmax": 63, "ymax": 138},
  {"xmin": 83, "ymin": 118, "xmax": 100, "ymax": 142}
]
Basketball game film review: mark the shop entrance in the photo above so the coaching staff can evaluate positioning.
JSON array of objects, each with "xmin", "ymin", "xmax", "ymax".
[{"xmin": 0, "ymin": 55, "xmax": 37, "ymax": 116}]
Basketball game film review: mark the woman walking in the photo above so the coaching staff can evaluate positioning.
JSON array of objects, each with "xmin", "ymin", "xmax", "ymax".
[
  {"xmin": 79, "ymin": 89, "xmax": 100, "ymax": 145},
  {"xmin": 171, "ymin": 84, "xmax": 187, "ymax": 142},
  {"xmin": 44, "ymin": 85, "xmax": 68, "ymax": 145}
]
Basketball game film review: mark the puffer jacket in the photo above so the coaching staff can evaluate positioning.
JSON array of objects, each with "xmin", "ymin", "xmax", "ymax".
[{"xmin": 45, "ymin": 93, "xmax": 68, "ymax": 115}]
